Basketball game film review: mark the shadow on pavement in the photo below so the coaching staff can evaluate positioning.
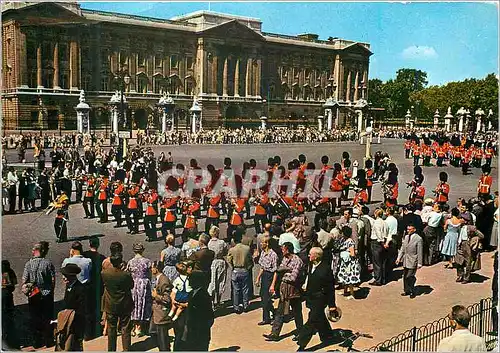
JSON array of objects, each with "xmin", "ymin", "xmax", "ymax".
[
  {"xmin": 354, "ymin": 287, "xmax": 370, "ymax": 300},
  {"xmin": 307, "ymin": 328, "xmax": 356, "ymax": 351},
  {"xmin": 67, "ymin": 233, "xmax": 106, "ymax": 242},
  {"xmin": 130, "ymin": 336, "xmax": 156, "ymax": 352},
  {"xmin": 214, "ymin": 300, "xmax": 261, "ymax": 319},
  {"xmin": 414, "ymin": 285, "xmax": 433, "ymax": 297},
  {"xmin": 211, "ymin": 345, "xmax": 241, "ymax": 351},
  {"xmin": 469, "ymin": 273, "xmax": 490, "ymax": 283}
]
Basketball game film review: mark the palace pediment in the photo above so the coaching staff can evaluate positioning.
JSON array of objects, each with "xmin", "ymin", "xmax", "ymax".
[
  {"xmin": 342, "ymin": 42, "xmax": 373, "ymax": 56},
  {"xmin": 4, "ymin": 2, "xmax": 86, "ymax": 26},
  {"xmin": 198, "ymin": 20, "xmax": 264, "ymax": 42}
]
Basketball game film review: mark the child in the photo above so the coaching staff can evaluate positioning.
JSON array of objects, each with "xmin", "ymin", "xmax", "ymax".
[{"xmin": 169, "ymin": 261, "xmax": 193, "ymax": 321}]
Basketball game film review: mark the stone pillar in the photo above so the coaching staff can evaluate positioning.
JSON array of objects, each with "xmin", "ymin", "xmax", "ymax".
[
  {"xmin": 346, "ymin": 70, "xmax": 352, "ymax": 102},
  {"xmin": 191, "ymin": 113, "xmax": 197, "ymax": 133},
  {"xmin": 335, "ymin": 108, "xmax": 340, "ymax": 128},
  {"xmin": 18, "ymin": 26, "xmax": 28, "ymax": 87},
  {"xmin": 245, "ymin": 57, "xmax": 252, "ymax": 97},
  {"xmin": 256, "ymin": 58, "xmax": 262, "ymax": 98},
  {"xmin": 212, "ymin": 55, "xmax": 218, "ymax": 94},
  {"xmin": 223, "ymin": 57, "xmax": 228, "ymax": 96},
  {"xmin": 179, "ymin": 55, "xmax": 185, "ymax": 94},
  {"xmin": 326, "ymin": 109, "xmax": 332, "ymax": 130},
  {"xmin": 334, "ymin": 54, "xmax": 340, "ymax": 100},
  {"xmin": 36, "ymin": 43, "xmax": 43, "ymax": 88},
  {"xmin": 162, "ymin": 110, "xmax": 167, "ymax": 134},
  {"xmin": 317, "ymin": 116, "xmax": 323, "ymax": 132},
  {"xmin": 113, "ymin": 108, "xmax": 119, "ymax": 136},
  {"xmin": 362, "ymin": 67, "xmax": 368, "ymax": 99},
  {"xmin": 53, "ymin": 42, "xmax": 60, "ymax": 89},
  {"xmin": 337, "ymin": 60, "xmax": 344, "ymax": 101},
  {"xmin": 197, "ymin": 39, "xmax": 206, "ymax": 95},
  {"xmin": 357, "ymin": 111, "xmax": 363, "ymax": 133},
  {"xmin": 69, "ymin": 41, "xmax": 79, "ymax": 90},
  {"xmin": 234, "ymin": 58, "xmax": 240, "ymax": 97},
  {"xmin": 353, "ymin": 70, "xmax": 359, "ymax": 101}
]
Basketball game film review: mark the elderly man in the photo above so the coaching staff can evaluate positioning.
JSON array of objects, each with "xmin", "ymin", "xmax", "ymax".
[
  {"xmin": 437, "ymin": 305, "xmax": 487, "ymax": 351},
  {"xmin": 396, "ymin": 223, "xmax": 423, "ymax": 299},
  {"xmin": 296, "ymin": 247, "xmax": 337, "ymax": 351},
  {"xmin": 336, "ymin": 208, "xmax": 359, "ymax": 249}
]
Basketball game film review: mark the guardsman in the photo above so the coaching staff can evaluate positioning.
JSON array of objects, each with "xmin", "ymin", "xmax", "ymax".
[
  {"xmin": 144, "ymin": 188, "xmax": 159, "ymax": 242},
  {"xmin": 436, "ymin": 144, "xmax": 446, "ymax": 167},
  {"xmin": 74, "ymin": 165, "xmax": 84, "ymax": 203},
  {"xmin": 183, "ymin": 197, "xmax": 200, "ymax": 242},
  {"xmin": 313, "ymin": 195, "xmax": 330, "ymax": 231},
  {"xmin": 161, "ymin": 195, "xmax": 178, "ymax": 239},
  {"xmin": 473, "ymin": 147, "xmax": 483, "ymax": 168},
  {"xmin": 83, "ymin": 175, "xmax": 95, "ymax": 219},
  {"xmin": 53, "ymin": 191, "xmax": 70, "ymax": 243},
  {"xmin": 461, "ymin": 148, "xmax": 471, "ymax": 175},
  {"xmin": 404, "ymin": 139, "xmax": 412, "ymax": 159},
  {"xmin": 111, "ymin": 180, "xmax": 125, "ymax": 228},
  {"xmin": 365, "ymin": 159, "xmax": 374, "ymax": 203},
  {"xmin": 353, "ymin": 170, "xmax": 368, "ymax": 206},
  {"xmin": 412, "ymin": 144, "xmax": 420, "ymax": 166},
  {"xmin": 384, "ymin": 169, "xmax": 399, "ymax": 208},
  {"xmin": 96, "ymin": 174, "xmax": 109, "ymax": 223},
  {"xmin": 435, "ymin": 172, "xmax": 450, "ymax": 205},
  {"xmin": 329, "ymin": 163, "xmax": 344, "ymax": 214},
  {"xmin": 126, "ymin": 183, "xmax": 140, "ymax": 234},
  {"xmin": 423, "ymin": 144, "xmax": 433, "ymax": 167},
  {"xmin": 205, "ymin": 189, "xmax": 221, "ymax": 233},
  {"xmin": 227, "ymin": 196, "xmax": 245, "ymax": 243},
  {"xmin": 477, "ymin": 165, "xmax": 493, "ymax": 199},
  {"xmin": 484, "ymin": 146, "xmax": 493, "ymax": 167},
  {"xmin": 453, "ymin": 147, "xmax": 461, "ymax": 167}
]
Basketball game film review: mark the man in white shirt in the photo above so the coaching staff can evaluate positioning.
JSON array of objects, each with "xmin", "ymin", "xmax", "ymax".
[
  {"xmin": 384, "ymin": 207, "xmax": 398, "ymax": 282},
  {"xmin": 437, "ymin": 305, "xmax": 487, "ymax": 351},
  {"xmin": 6, "ymin": 167, "xmax": 18, "ymax": 214},
  {"xmin": 370, "ymin": 209, "xmax": 389, "ymax": 286},
  {"xmin": 62, "ymin": 241, "xmax": 92, "ymax": 285}
]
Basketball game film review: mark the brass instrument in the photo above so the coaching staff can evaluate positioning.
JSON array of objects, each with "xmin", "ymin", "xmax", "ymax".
[{"xmin": 46, "ymin": 193, "xmax": 69, "ymax": 215}]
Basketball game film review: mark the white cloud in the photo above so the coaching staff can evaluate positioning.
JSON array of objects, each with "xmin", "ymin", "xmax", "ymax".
[{"xmin": 401, "ymin": 45, "xmax": 438, "ymax": 60}]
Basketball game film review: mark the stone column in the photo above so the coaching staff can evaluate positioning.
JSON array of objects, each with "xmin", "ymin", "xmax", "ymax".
[
  {"xmin": 212, "ymin": 55, "xmax": 218, "ymax": 94},
  {"xmin": 18, "ymin": 26, "xmax": 28, "ymax": 87},
  {"xmin": 354, "ymin": 70, "xmax": 359, "ymax": 101},
  {"xmin": 334, "ymin": 54, "xmax": 340, "ymax": 100},
  {"xmin": 362, "ymin": 67, "xmax": 368, "ymax": 99},
  {"xmin": 179, "ymin": 55, "xmax": 185, "ymax": 94},
  {"xmin": 255, "ymin": 58, "xmax": 262, "ymax": 98},
  {"xmin": 337, "ymin": 59, "xmax": 344, "ymax": 101},
  {"xmin": 69, "ymin": 41, "xmax": 79, "ymax": 90},
  {"xmin": 223, "ymin": 57, "xmax": 228, "ymax": 96},
  {"xmin": 53, "ymin": 42, "xmax": 60, "ymax": 89},
  {"xmin": 234, "ymin": 58, "xmax": 240, "ymax": 97},
  {"xmin": 326, "ymin": 109, "xmax": 332, "ymax": 130},
  {"xmin": 245, "ymin": 57, "xmax": 252, "ymax": 97},
  {"xmin": 345, "ymin": 69, "xmax": 352, "ymax": 102},
  {"xmin": 36, "ymin": 43, "xmax": 43, "ymax": 88}
]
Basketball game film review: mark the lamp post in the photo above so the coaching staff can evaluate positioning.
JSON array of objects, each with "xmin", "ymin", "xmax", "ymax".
[
  {"xmin": 365, "ymin": 126, "xmax": 373, "ymax": 161},
  {"xmin": 433, "ymin": 109, "xmax": 440, "ymax": 130},
  {"xmin": 189, "ymin": 97, "xmax": 202, "ymax": 134},
  {"xmin": 75, "ymin": 90, "xmax": 91, "ymax": 135},
  {"xmin": 405, "ymin": 109, "xmax": 412, "ymax": 129},
  {"xmin": 323, "ymin": 97, "xmax": 339, "ymax": 130},
  {"xmin": 157, "ymin": 93, "xmax": 175, "ymax": 134},
  {"xmin": 456, "ymin": 107, "xmax": 466, "ymax": 133},
  {"xmin": 112, "ymin": 70, "xmax": 130, "ymax": 144},
  {"xmin": 475, "ymin": 108, "xmax": 485, "ymax": 133},
  {"xmin": 444, "ymin": 107, "xmax": 453, "ymax": 132}
]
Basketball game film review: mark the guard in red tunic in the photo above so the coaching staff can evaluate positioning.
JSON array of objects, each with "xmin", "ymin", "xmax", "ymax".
[
  {"xmin": 161, "ymin": 195, "xmax": 178, "ymax": 239},
  {"xmin": 82, "ymin": 175, "xmax": 95, "ymax": 219},
  {"xmin": 477, "ymin": 165, "xmax": 493, "ymax": 200},
  {"xmin": 342, "ymin": 159, "xmax": 352, "ymax": 201},
  {"xmin": 404, "ymin": 139, "xmax": 412, "ymax": 159},
  {"xmin": 423, "ymin": 145, "xmax": 433, "ymax": 167},
  {"xmin": 183, "ymin": 198, "xmax": 200, "ymax": 242},
  {"xmin": 205, "ymin": 191, "xmax": 221, "ymax": 233},
  {"xmin": 384, "ymin": 168, "xmax": 399, "ymax": 208},
  {"xmin": 484, "ymin": 147, "xmax": 493, "ymax": 167},
  {"xmin": 96, "ymin": 175, "xmax": 109, "ymax": 223},
  {"xmin": 365, "ymin": 160, "xmax": 374, "ymax": 203},
  {"xmin": 111, "ymin": 180, "xmax": 125, "ymax": 228},
  {"xmin": 353, "ymin": 170, "xmax": 368, "ymax": 206},
  {"xmin": 473, "ymin": 147, "xmax": 483, "ymax": 168},
  {"xmin": 329, "ymin": 163, "xmax": 344, "ymax": 214},
  {"xmin": 227, "ymin": 197, "xmax": 245, "ymax": 243},
  {"xmin": 461, "ymin": 149, "xmax": 471, "ymax": 175},
  {"xmin": 144, "ymin": 189, "xmax": 159, "ymax": 242},
  {"xmin": 412, "ymin": 144, "xmax": 421, "ymax": 166},
  {"xmin": 126, "ymin": 183, "xmax": 140, "ymax": 234},
  {"xmin": 436, "ymin": 145, "xmax": 446, "ymax": 167},
  {"xmin": 435, "ymin": 172, "xmax": 450, "ymax": 205}
]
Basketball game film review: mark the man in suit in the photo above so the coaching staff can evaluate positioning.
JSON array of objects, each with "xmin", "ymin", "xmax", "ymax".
[
  {"xmin": 398, "ymin": 204, "xmax": 424, "ymax": 237},
  {"xmin": 101, "ymin": 253, "xmax": 134, "ymax": 351},
  {"xmin": 60, "ymin": 263, "xmax": 86, "ymax": 351},
  {"xmin": 296, "ymin": 247, "xmax": 338, "ymax": 351},
  {"xmin": 151, "ymin": 261, "xmax": 173, "ymax": 351},
  {"xmin": 189, "ymin": 233, "xmax": 215, "ymax": 290},
  {"xmin": 396, "ymin": 223, "xmax": 423, "ymax": 299}
]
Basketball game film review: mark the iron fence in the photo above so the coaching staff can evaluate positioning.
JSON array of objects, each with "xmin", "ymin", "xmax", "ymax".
[{"xmin": 369, "ymin": 298, "xmax": 497, "ymax": 351}]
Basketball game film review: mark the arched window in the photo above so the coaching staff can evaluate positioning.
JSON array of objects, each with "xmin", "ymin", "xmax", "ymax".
[
  {"xmin": 153, "ymin": 74, "xmax": 164, "ymax": 94},
  {"xmin": 137, "ymin": 73, "xmax": 149, "ymax": 94}
]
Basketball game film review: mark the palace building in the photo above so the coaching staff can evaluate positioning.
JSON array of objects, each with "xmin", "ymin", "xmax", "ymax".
[{"xmin": 1, "ymin": 2, "xmax": 372, "ymax": 131}]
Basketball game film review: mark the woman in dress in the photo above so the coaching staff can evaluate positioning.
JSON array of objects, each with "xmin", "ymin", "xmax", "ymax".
[
  {"xmin": 207, "ymin": 226, "xmax": 228, "ymax": 310},
  {"xmin": 491, "ymin": 194, "xmax": 499, "ymax": 249},
  {"xmin": 160, "ymin": 234, "xmax": 181, "ymax": 281},
  {"xmin": 337, "ymin": 226, "xmax": 361, "ymax": 300},
  {"xmin": 442, "ymin": 207, "xmax": 462, "ymax": 269},
  {"xmin": 127, "ymin": 243, "xmax": 152, "ymax": 337},
  {"xmin": 181, "ymin": 230, "xmax": 200, "ymax": 260}
]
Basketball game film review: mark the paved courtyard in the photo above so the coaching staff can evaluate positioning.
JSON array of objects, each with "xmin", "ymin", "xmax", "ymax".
[{"xmin": 2, "ymin": 139, "xmax": 496, "ymax": 351}]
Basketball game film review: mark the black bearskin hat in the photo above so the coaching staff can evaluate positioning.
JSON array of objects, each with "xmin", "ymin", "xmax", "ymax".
[
  {"xmin": 439, "ymin": 172, "xmax": 448, "ymax": 182},
  {"xmin": 365, "ymin": 159, "xmax": 373, "ymax": 169}
]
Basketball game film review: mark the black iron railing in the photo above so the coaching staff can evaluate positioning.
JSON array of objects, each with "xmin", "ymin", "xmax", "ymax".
[{"xmin": 369, "ymin": 298, "xmax": 497, "ymax": 351}]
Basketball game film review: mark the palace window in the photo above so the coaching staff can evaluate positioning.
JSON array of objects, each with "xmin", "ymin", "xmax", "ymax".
[
  {"xmin": 59, "ymin": 43, "xmax": 68, "ymax": 62},
  {"xmin": 137, "ymin": 52, "xmax": 146, "ymax": 67},
  {"xmin": 153, "ymin": 75, "xmax": 164, "ymax": 94},
  {"xmin": 170, "ymin": 55, "xmax": 178, "ymax": 69},
  {"xmin": 155, "ymin": 55, "xmax": 163, "ymax": 69},
  {"xmin": 60, "ymin": 71, "xmax": 69, "ymax": 89},
  {"xmin": 186, "ymin": 57, "xmax": 194, "ymax": 70},
  {"xmin": 42, "ymin": 69, "xmax": 53, "ymax": 88},
  {"xmin": 120, "ymin": 51, "xmax": 128, "ymax": 66},
  {"xmin": 101, "ymin": 75, "xmax": 109, "ymax": 91},
  {"xmin": 137, "ymin": 74, "xmax": 148, "ymax": 94}
]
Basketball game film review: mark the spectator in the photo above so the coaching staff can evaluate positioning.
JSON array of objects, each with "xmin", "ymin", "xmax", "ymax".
[
  {"xmin": 437, "ymin": 305, "xmax": 487, "ymax": 351},
  {"xmin": 2, "ymin": 260, "xmax": 19, "ymax": 349},
  {"xmin": 227, "ymin": 235, "xmax": 253, "ymax": 314}
]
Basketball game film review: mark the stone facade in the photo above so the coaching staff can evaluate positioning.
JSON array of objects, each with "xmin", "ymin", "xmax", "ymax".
[{"xmin": 1, "ymin": 2, "xmax": 372, "ymax": 131}]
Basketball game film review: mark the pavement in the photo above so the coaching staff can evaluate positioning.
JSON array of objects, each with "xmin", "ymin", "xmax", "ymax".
[{"xmin": 3, "ymin": 139, "xmax": 497, "ymax": 351}]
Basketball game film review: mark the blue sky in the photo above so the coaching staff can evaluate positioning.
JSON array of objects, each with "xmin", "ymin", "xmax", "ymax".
[{"xmin": 80, "ymin": 1, "xmax": 499, "ymax": 86}]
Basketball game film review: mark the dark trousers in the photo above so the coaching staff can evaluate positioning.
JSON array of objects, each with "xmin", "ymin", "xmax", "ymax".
[
  {"xmin": 462, "ymin": 162, "xmax": 469, "ymax": 175},
  {"xmin": 75, "ymin": 182, "xmax": 83, "ymax": 202},
  {"xmin": 8, "ymin": 185, "xmax": 16, "ymax": 213},
  {"xmin": 161, "ymin": 221, "xmax": 176, "ymax": 238},
  {"xmin": 126, "ymin": 208, "xmax": 139, "ymax": 232},
  {"xmin": 271, "ymin": 297, "xmax": 303, "ymax": 337},
  {"xmin": 403, "ymin": 268, "xmax": 417, "ymax": 294},
  {"xmin": 370, "ymin": 241, "xmax": 386, "ymax": 284},
  {"xmin": 260, "ymin": 271, "xmax": 275, "ymax": 322},
  {"xmin": 456, "ymin": 259, "xmax": 472, "ymax": 282},
  {"xmin": 413, "ymin": 156, "xmax": 420, "ymax": 166},
  {"xmin": 437, "ymin": 156, "xmax": 444, "ymax": 167},
  {"xmin": 297, "ymin": 303, "xmax": 332, "ymax": 349},
  {"xmin": 254, "ymin": 214, "xmax": 268, "ymax": 234},
  {"xmin": 106, "ymin": 312, "xmax": 132, "ymax": 352},
  {"xmin": 85, "ymin": 285, "xmax": 102, "ymax": 340},
  {"xmin": 96, "ymin": 200, "xmax": 108, "ymax": 222},
  {"xmin": 2, "ymin": 292, "xmax": 19, "ymax": 349},
  {"xmin": 111, "ymin": 205, "xmax": 123, "ymax": 226},
  {"xmin": 405, "ymin": 149, "xmax": 410, "ymax": 159},
  {"xmin": 367, "ymin": 186, "xmax": 373, "ymax": 203},
  {"xmin": 54, "ymin": 217, "xmax": 68, "ymax": 242},
  {"xmin": 28, "ymin": 294, "xmax": 54, "ymax": 348},
  {"xmin": 227, "ymin": 224, "xmax": 238, "ymax": 243},
  {"xmin": 205, "ymin": 217, "xmax": 219, "ymax": 234},
  {"xmin": 155, "ymin": 323, "xmax": 170, "ymax": 351},
  {"xmin": 83, "ymin": 197, "xmax": 95, "ymax": 218},
  {"xmin": 232, "ymin": 269, "xmax": 250, "ymax": 310},
  {"xmin": 144, "ymin": 215, "xmax": 157, "ymax": 240}
]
